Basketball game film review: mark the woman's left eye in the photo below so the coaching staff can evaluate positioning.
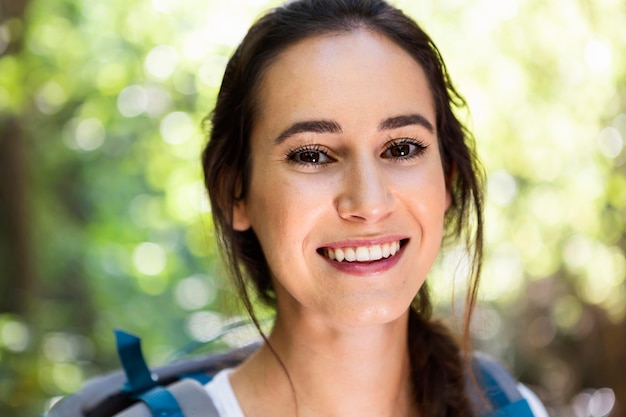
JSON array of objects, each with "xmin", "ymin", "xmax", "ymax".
[{"xmin": 382, "ymin": 139, "xmax": 428, "ymax": 160}]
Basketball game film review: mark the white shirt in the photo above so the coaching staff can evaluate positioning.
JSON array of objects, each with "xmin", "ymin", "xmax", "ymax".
[
  {"xmin": 204, "ymin": 369, "xmax": 245, "ymax": 417},
  {"xmin": 204, "ymin": 368, "xmax": 549, "ymax": 417}
]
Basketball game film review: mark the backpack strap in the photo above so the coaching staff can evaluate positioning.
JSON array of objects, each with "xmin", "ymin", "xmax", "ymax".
[
  {"xmin": 113, "ymin": 330, "xmax": 242, "ymax": 417},
  {"xmin": 114, "ymin": 379, "xmax": 219, "ymax": 417},
  {"xmin": 50, "ymin": 331, "xmax": 538, "ymax": 417},
  {"xmin": 115, "ymin": 330, "xmax": 157, "ymax": 396},
  {"xmin": 46, "ymin": 337, "xmax": 253, "ymax": 417},
  {"xmin": 470, "ymin": 353, "xmax": 536, "ymax": 417},
  {"xmin": 114, "ymin": 330, "xmax": 187, "ymax": 417}
]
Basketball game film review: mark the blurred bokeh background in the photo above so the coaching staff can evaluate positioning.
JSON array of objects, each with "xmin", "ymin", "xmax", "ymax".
[{"xmin": 0, "ymin": 0, "xmax": 624, "ymax": 415}]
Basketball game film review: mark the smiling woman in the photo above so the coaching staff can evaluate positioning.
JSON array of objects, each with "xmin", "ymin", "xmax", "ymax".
[
  {"xmin": 199, "ymin": 1, "xmax": 545, "ymax": 417},
  {"xmin": 45, "ymin": 0, "xmax": 546, "ymax": 416},
  {"xmin": 230, "ymin": 30, "xmax": 448, "ymax": 334}
]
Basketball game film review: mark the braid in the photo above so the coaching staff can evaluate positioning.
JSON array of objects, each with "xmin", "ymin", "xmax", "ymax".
[{"xmin": 408, "ymin": 306, "xmax": 475, "ymax": 417}]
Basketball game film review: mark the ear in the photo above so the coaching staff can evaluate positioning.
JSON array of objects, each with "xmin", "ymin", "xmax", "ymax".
[{"xmin": 232, "ymin": 199, "xmax": 251, "ymax": 231}]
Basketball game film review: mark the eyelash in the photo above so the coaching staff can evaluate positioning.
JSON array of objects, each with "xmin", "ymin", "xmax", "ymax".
[
  {"xmin": 382, "ymin": 138, "xmax": 429, "ymax": 161},
  {"xmin": 284, "ymin": 138, "xmax": 428, "ymax": 167},
  {"xmin": 284, "ymin": 144, "xmax": 333, "ymax": 167}
]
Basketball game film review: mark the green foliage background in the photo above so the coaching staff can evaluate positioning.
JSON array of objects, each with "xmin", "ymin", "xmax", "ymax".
[{"xmin": 0, "ymin": 0, "xmax": 624, "ymax": 416}]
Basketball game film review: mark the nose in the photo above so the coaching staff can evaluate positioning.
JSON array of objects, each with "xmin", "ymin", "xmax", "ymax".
[{"xmin": 335, "ymin": 157, "xmax": 396, "ymax": 223}]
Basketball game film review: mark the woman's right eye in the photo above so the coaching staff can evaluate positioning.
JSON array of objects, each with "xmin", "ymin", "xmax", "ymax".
[{"xmin": 285, "ymin": 146, "xmax": 334, "ymax": 166}]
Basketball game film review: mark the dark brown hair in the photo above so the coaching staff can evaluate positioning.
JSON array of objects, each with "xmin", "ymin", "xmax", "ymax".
[{"xmin": 202, "ymin": 0, "xmax": 484, "ymax": 415}]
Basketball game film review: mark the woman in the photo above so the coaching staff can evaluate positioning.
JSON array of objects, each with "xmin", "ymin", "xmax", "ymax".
[
  {"xmin": 42, "ymin": 1, "xmax": 547, "ymax": 416},
  {"xmin": 201, "ymin": 1, "xmax": 546, "ymax": 416}
]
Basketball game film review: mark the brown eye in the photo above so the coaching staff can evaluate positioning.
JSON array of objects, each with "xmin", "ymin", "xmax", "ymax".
[
  {"xmin": 382, "ymin": 139, "xmax": 428, "ymax": 160},
  {"xmin": 286, "ymin": 145, "xmax": 334, "ymax": 166},
  {"xmin": 299, "ymin": 151, "xmax": 324, "ymax": 163},
  {"xmin": 390, "ymin": 144, "xmax": 411, "ymax": 157}
]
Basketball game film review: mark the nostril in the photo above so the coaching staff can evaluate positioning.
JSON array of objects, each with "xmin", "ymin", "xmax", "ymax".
[{"xmin": 336, "ymin": 197, "xmax": 395, "ymax": 223}]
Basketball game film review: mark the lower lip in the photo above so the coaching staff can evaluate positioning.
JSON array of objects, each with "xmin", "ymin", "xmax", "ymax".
[{"xmin": 319, "ymin": 243, "xmax": 407, "ymax": 276}]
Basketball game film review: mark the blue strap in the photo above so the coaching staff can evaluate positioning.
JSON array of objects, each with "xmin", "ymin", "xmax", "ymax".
[
  {"xmin": 114, "ymin": 330, "xmax": 158, "ymax": 396},
  {"xmin": 476, "ymin": 361, "xmax": 513, "ymax": 409},
  {"xmin": 115, "ymin": 330, "xmax": 188, "ymax": 417},
  {"xmin": 472, "ymin": 353, "xmax": 536, "ymax": 416},
  {"xmin": 483, "ymin": 398, "xmax": 534, "ymax": 417},
  {"xmin": 139, "ymin": 386, "xmax": 186, "ymax": 417}
]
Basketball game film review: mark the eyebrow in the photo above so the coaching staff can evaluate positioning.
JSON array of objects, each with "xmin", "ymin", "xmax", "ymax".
[
  {"xmin": 273, "ymin": 113, "xmax": 434, "ymax": 144},
  {"xmin": 274, "ymin": 120, "xmax": 342, "ymax": 144},
  {"xmin": 378, "ymin": 114, "xmax": 435, "ymax": 133}
]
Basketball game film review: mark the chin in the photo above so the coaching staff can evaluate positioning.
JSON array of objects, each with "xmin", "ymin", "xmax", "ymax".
[{"xmin": 331, "ymin": 301, "xmax": 412, "ymax": 328}]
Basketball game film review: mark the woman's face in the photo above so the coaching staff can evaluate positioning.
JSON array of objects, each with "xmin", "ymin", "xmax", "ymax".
[{"xmin": 233, "ymin": 30, "xmax": 449, "ymax": 328}]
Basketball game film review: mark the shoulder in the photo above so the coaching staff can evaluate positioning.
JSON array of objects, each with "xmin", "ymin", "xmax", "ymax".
[
  {"xmin": 204, "ymin": 369, "xmax": 246, "ymax": 417},
  {"xmin": 47, "ymin": 339, "xmax": 258, "ymax": 417}
]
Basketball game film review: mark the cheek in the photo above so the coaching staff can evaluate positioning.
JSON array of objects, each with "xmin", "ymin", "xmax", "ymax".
[
  {"xmin": 398, "ymin": 168, "xmax": 448, "ymax": 256},
  {"xmin": 398, "ymin": 164, "xmax": 448, "ymax": 211},
  {"xmin": 246, "ymin": 175, "xmax": 326, "ymax": 250}
]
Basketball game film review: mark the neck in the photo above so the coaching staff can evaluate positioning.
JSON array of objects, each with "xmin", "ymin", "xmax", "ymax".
[{"xmin": 231, "ymin": 310, "xmax": 417, "ymax": 417}]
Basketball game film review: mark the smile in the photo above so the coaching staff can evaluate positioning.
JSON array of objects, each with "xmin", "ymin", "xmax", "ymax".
[{"xmin": 320, "ymin": 240, "xmax": 407, "ymax": 263}]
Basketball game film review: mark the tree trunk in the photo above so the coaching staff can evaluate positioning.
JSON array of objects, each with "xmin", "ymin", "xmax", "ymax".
[{"xmin": 0, "ymin": 0, "xmax": 33, "ymax": 314}]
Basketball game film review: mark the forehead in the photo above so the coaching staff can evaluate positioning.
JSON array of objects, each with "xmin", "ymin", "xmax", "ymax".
[{"xmin": 253, "ymin": 29, "xmax": 435, "ymax": 137}]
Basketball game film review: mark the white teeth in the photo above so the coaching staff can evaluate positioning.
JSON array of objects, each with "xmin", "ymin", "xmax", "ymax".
[
  {"xmin": 390, "ymin": 241, "xmax": 398, "ymax": 256},
  {"xmin": 382, "ymin": 243, "xmax": 391, "ymax": 258},
  {"xmin": 369, "ymin": 245, "xmax": 382, "ymax": 260},
  {"xmin": 324, "ymin": 241, "xmax": 402, "ymax": 263},
  {"xmin": 356, "ymin": 247, "xmax": 369, "ymax": 261}
]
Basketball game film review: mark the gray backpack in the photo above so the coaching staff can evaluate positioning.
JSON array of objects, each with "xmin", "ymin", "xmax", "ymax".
[{"xmin": 47, "ymin": 330, "xmax": 535, "ymax": 417}]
